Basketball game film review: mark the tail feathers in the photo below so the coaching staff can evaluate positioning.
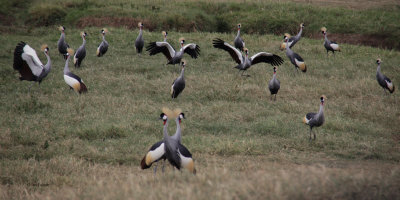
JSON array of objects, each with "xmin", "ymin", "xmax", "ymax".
[
  {"xmin": 96, "ymin": 48, "xmax": 100, "ymax": 57},
  {"xmin": 298, "ymin": 63, "xmax": 307, "ymax": 72},
  {"xmin": 390, "ymin": 85, "xmax": 395, "ymax": 93},
  {"xmin": 79, "ymin": 82, "xmax": 87, "ymax": 93}
]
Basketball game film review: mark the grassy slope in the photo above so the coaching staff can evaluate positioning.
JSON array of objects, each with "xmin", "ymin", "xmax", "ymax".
[
  {"xmin": 1, "ymin": 0, "xmax": 400, "ymax": 49},
  {"xmin": 0, "ymin": 25, "xmax": 399, "ymax": 199}
]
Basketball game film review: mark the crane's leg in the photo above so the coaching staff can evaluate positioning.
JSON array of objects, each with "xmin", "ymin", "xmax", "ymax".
[
  {"xmin": 153, "ymin": 162, "xmax": 158, "ymax": 175},
  {"xmin": 161, "ymin": 160, "xmax": 165, "ymax": 173},
  {"xmin": 309, "ymin": 128, "xmax": 313, "ymax": 141},
  {"xmin": 313, "ymin": 132, "xmax": 316, "ymax": 140},
  {"xmin": 326, "ymin": 50, "xmax": 329, "ymax": 57},
  {"xmin": 241, "ymin": 71, "xmax": 250, "ymax": 77},
  {"xmin": 28, "ymin": 82, "xmax": 35, "ymax": 93},
  {"xmin": 333, "ymin": 51, "xmax": 335, "ymax": 57},
  {"xmin": 274, "ymin": 94, "xmax": 277, "ymax": 101}
]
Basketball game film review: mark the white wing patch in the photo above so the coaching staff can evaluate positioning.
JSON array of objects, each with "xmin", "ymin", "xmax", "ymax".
[
  {"xmin": 294, "ymin": 58, "xmax": 304, "ymax": 66},
  {"xmin": 171, "ymin": 82, "xmax": 175, "ymax": 94},
  {"xmin": 385, "ymin": 80, "xmax": 393, "ymax": 90},
  {"xmin": 224, "ymin": 41, "xmax": 243, "ymax": 64},
  {"xmin": 251, "ymin": 52, "xmax": 273, "ymax": 61},
  {"xmin": 22, "ymin": 44, "xmax": 44, "ymax": 77},
  {"xmin": 181, "ymin": 43, "xmax": 197, "ymax": 51},
  {"xmin": 330, "ymin": 43, "xmax": 339, "ymax": 50},
  {"xmin": 156, "ymin": 42, "xmax": 175, "ymax": 58},
  {"xmin": 149, "ymin": 143, "xmax": 165, "ymax": 162},
  {"xmin": 178, "ymin": 149, "xmax": 193, "ymax": 168},
  {"xmin": 64, "ymin": 74, "xmax": 80, "ymax": 88}
]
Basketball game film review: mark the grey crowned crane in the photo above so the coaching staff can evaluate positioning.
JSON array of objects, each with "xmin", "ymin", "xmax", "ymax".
[
  {"xmin": 141, "ymin": 109, "xmax": 195, "ymax": 174},
  {"xmin": 212, "ymin": 38, "xmax": 283, "ymax": 76},
  {"xmin": 376, "ymin": 59, "xmax": 395, "ymax": 94},
  {"xmin": 280, "ymin": 33, "xmax": 291, "ymax": 51},
  {"xmin": 280, "ymin": 23, "xmax": 304, "ymax": 50},
  {"xmin": 162, "ymin": 31, "xmax": 168, "ymax": 42},
  {"xmin": 96, "ymin": 28, "xmax": 109, "ymax": 57},
  {"xmin": 64, "ymin": 48, "xmax": 87, "ymax": 94},
  {"xmin": 303, "ymin": 95, "xmax": 326, "ymax": 141},
  {"xmin": 284, "ymin": 36, "xmax": 307, "ymax": 73},
  {"xmin": 268, "ymin": 67, "xmax": 280, "ymax": 101},
  {"xmin": 74, "ymin": 32, "xmax": 87, "ymax": 67},
  {"xmin": 13, "ymin": 42, "xmax": 51, "ymax": 91},
  {"xmin": 135, "ymin": 22, "xmax": 144, "ymax": 54},
  {"xmin": 321, "ymin": 27, "xmax": 340, "ymax": 56},
  {"xmin": 171, "ymin": 60, "xmax": 186, "ymax": 98},
  {"xmin": 234, "ymin": 23, "xmax": 245, "ymax": 51},
  {"xmin": 57, "ymin": 26, "xmax": 69, "ymax": 60},
  {"xmin": 146, "ymin": 37, "xmax": 200, "ymax": 65}
]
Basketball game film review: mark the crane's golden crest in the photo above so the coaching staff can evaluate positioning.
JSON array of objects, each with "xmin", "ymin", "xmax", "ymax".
[
  {"xmin": 284, "ymin": 33, "xmax": 291, "ymax": 38},
  {"xmin": 162, "ymin": 31, "xmax": 166, "ymax": 35},
  {"xmin": 321, "ymin": 27, "xmax": 327, "ymax": 32},
  {"xmin": 320, "ymin": 95, "xmax": 327, "ymax": 100},
  {"xmin": 138, "ymin": 22, "xmax": 142, "ymax": 27},
  {"xmin": 67, "ymin": 48, "xmax": 75, "ymax": 56},
  {"xmin": 80, "ymin": 32, "xmax": 85, "ymax": 37},
  {"xmin": 162, "ymin": 107, "xmax": 181, "ymax": 119},
  {"xmin": 300, "ymin": 23, "xmax": 304, "ymax": 27},
  {"xmin": 103, "ymin": 28, "xmax": 109, "ymax": 33},
  {"xmin": 41, "ymin": 44, "xmax": 48, "ymax": 51},
  {"xmin": 179, "ymin": 37, "xmax": 185, "ymax": 42},
  {"xmin": 58, "ymin": 26, "xmax": 64, "ymax": 31},
  {"xmin": 376, "ymin": 58, "xmax": 381, "ymax": 63}
]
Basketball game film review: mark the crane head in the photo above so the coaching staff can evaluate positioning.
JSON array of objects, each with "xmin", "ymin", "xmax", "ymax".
[
  {"xmin": 376, "ymin": 58, "xmax": 381, "ymax": 64},
  {"xmin": 59, "ymin": 26, "xmax": 65, "ymax": 32},
  {"xmin": 67, "ymin": 48, "xmax": 74, "ymax": 58},
  {"xmin": 162, "ymin": 31, "xmax": 167, "ymax": 37},
  {"xmin": 81, "ymin": 31, "xmax": 88, "ymax": 38},
  {"xmin": 179, "ymin": 37, "xmax": 185, "ymax": 46},
  {"xmin": 41, "ymin": 44, "xmax": 49, "ymax": 54},
  {"xmin": 273, "ymin": 67, "xmax": 277, "ymax": 74},
  {"xmin": 243, "ymin": 48, "xmax": 248, "ymax": 56},
  {"xmin": 320, "ymin": 95, "xmax": 327, "ymax": 105},
  {"xmin": 300, "ymin": 23, "xmax": 305, "ymax": 28},
  {"xmin": 101, "ymin": 28, "xmax": 108, "ymax": 35},
  {"xmin": 181, "ymin": 59, "xmax": 186, "ymax": 68},
  {"xmin": 321, "ymin": 27, "xmax": 327, "ymax": 35},
  {"xmin": 138, "ymin": 22, "xmax": 143, "ymax": 28},
  {"xmin": 237, "ymin": 23, "xmax": 241, "ymax": 29}
]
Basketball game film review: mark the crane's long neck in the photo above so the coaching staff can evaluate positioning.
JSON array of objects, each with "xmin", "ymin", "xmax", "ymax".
[
  {"xmin": 174, "ymin": 118, "xmax": 181, "ymax": 142},
  {"xmin": 82, "ymin": 36, "xmax": 86, "ymax": 46},
  {"xmin": 139, "ymin": 28, "xmax": 143, "ymax": 37},
  {"xmin": 44, "ymin": 52, "xmax": 51, "ymax": 72},
  {"xmin": 377, "ymin": 63, "xmax": 381, "ymax": 74},
  {"xmin": 285, "ymin": 40, "xmax": 292, "ymax": 53},
  {"xmin": 317, "ymin": 103, "xmax": 324, "ymax": 117},
  {"xmin": 272, "ymin": 72, "xmax": 277, "ymax": 80},
  {"xmin": 180, "ymin": 67, "xmax": 185, "ymax": 78},
  {"xmin": 60, "ymin": 32, "xmax": 65, "ymax": 41},
  {"xmin": 296, "ymin": 26, "xmax": 303, "ymax": 38},
  {"xmin": 64, "ymin": 56, "xmax": 70, "ymax": 74},
  {"xmin": 236, "ymin": 29, "xmax": 240, "ymax": 37},
  {"xmin": 163, "ymin": 35, "xmax": 167, "ymax": 42},
  {"xmin": 163, "ymin": 120, "xmax": 169, "ymax": 139},
  {"xmin": 324, "ymin": 33, "xmax": 329, "ymax": 42},
  {"xmin": 102, "ymin": 34, "xmax": 106, "ymax": 42}
]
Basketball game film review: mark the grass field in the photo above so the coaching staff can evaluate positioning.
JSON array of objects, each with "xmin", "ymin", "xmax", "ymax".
[{"xmin": 1, "ymin": 1, "xmax": 400, "ymax": 199}]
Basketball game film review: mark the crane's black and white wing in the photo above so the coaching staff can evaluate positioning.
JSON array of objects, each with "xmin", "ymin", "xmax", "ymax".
[
  {"xmin": 181, "ymin": 43, "xmax": 200, "ymax": 59},
  {"xmin": 303, "ymin": 112, "xmax": 316, "ymax": 125},
  {"xmin": 14, "ymin": 42, "xmax": 44, "ymax": 80},
  {"xmin": 141, "ymin": 141, "xmax": 166, "ymax": 169},
  {"xmin": 97, "ymin": 41, "xmax": 108, "ymax": 57},
  {"xmin": 146, "ymin": 41, "xmax": 175, "ymax": 61},
  {"xmin": 178, "ymin": 143, "xmax": 196, "ymax": 174},
  {"xmin": 171, "ymin": 78, "xmax": 185, "ymax": 98},
  {"xmin": 250, "ymin": 52, "xmax": 284, "ymax": 66},
  {"xmin": 212, "ymin": 38, "xmax": 243, "ymax": 64}
]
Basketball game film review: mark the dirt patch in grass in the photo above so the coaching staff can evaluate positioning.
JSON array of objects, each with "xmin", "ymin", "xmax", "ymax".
[
  {"xmin": 76, "ymin": 17, "xmax": 156, "ymax": 31},
  {"xmin": 310, "ymin": 33, "xmax": 396, "ymax": 50}
]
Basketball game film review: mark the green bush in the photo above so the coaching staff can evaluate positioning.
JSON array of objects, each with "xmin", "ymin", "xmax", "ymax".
[{"xmin": 27, "ymin": 4, "xmax": 66, "ymax": 26}]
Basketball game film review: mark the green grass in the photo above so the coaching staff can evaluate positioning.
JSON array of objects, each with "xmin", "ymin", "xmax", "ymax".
[
  {"xmin": 0, "ymin": 18, "xmax": 399, "ymax": 200},
  {"xmin": 1, "ymin": 0, "xmax": 400, "ymax": 49}
]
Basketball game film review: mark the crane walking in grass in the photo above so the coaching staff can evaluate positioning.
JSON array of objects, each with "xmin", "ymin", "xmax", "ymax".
[
  {"xmin": 280, "ymin": 23, "xmax": 304, "ymax": 50},
  {"xmin": 135, "ymin": 22, "xmax": 144, "ymax": 54},
  {"xmin": 321, "ymin": 27, "xmax": 340, "ymax": 56},
  {"xmin": 171, "ymin": 60, "xmax": 186, "ymax": 98},
  {"xmin": 141, "ymin": 109, "xmax": 195, "ymax": 174},
  {"xmin": 13, "ymin": 42, "xmax": 51, "ymax": 91},
  {"xmin": 284, "ymin": 36, "xmax": 307, "ymax": 73},
  {"xmin": 74, "ymin": 32, "xmax": 87, "ymax": 67},
  {"xmin": 97, "ymin": 28, "xmax": 109, "ymax": 57},
  {"xmin": 303, "ymin": 95, "xmax": 326, "ymax": 141},
  {"xmin": 212, "ymin": 38, "xmax": 283, "ymax": 77},
  {"xmin": 64, "ymin": 48, "xmax": 87, "ymax": 94},
  {"xmin": 57, "ymin": 26, "xmax": 69, "ymax": 60},
  {"xmin": 268, "ymin": 67, "xmax": 280, "ymax": 101},
  {"xmin": 146, "ymin": 37, "xmax": 200, "ymax": 65},
  {"xmin": 234, "ymin": 23, "xmax": 245, "ymax": 51},
  {"xmin": 376, "ymin": 59, "xmax": 395, "ymax": 94}
]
